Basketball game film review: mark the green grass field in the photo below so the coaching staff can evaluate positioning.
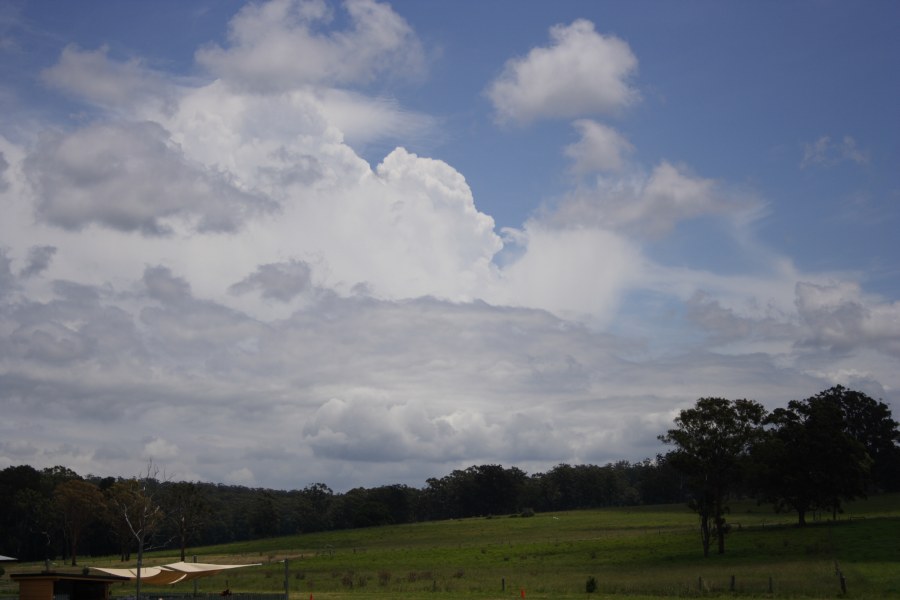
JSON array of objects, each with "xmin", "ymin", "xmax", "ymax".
[{"xmin": 4, "ymin": 495, "xmax": 899, "ymax": 599}]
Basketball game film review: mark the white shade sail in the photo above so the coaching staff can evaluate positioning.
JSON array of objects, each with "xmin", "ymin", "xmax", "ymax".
[{"xmin": 91, "ymin": 562, "xmax": 262, "ymax": 585}]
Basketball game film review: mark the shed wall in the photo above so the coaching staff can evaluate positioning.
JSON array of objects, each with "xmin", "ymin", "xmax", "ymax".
[{"xmin": 17, "ymin": 580, "xmax": 52, "ymax": 600}]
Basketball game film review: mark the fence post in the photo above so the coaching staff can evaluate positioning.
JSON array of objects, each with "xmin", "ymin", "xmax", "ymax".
[
  {"xmin": 283, "ymin": 559, "xmax": 289, "ymax": 600},
  {"xmin": 768, "ymin": 576, "xmax": 773, "ymax": 594},
  {"xmin": 730, "ymin": 575, "xmax": 735, "ymax": 592}
]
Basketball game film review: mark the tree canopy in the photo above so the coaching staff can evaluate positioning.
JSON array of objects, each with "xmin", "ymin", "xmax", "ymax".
[
  {"xmin": 757, "ymin": 386, "xmax": 896, "ymax": 525},
  {"xmin": 659, "ymin": 397, "xmax": 766, "ymax": 556}
]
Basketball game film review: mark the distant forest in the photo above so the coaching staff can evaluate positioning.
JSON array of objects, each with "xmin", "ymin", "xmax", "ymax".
[
  {"xmin": 2, "ymin": 386, "xmax": 898, "ymax": 563},
  {"xmin": 0, "ymin": 459, "xmax": 683, "ymax": 564}
]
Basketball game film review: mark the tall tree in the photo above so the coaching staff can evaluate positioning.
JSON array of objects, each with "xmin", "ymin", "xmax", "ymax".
[
  {"xmin": 659, "ymin": 397, "xmax": 766, "ymax": 556},
  {"xmin": 759, "ymin": 389, "xmax": 875, "ymax": 525},
  {"xmin": 0, "ymin": 466, "xmax": 50, "ymax": 561},
  {"xmin": 41, "ymin": 466, "xmax": 80, "ymax": 493},
  {"xmin": 54, "ymin": 479, "xmax": 104, "ymax": 565},
  {"xmin": 107, "ymin": 465, "xmax": 165, "ymax": 600},
  {"xmin": 162, "ymin": 481, "xmax": 208, "ymax": 561},
  {"xmin": 103, "ymin": 486, "xmax": 134, "ymax": 561},
  {"xmin": 817, "ymin": 385, "xmax": 900, "ymax": 491}
]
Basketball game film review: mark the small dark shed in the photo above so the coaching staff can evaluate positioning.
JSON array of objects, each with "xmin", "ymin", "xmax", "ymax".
[{"xmin": 10, "ymin": 572, "xmax": 128, "ymax": 600}]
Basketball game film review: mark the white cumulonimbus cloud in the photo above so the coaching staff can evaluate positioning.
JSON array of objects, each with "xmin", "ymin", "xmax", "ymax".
[{"xmin": 486, "ymin": 19, "xmax": 639, "ymax": 124}]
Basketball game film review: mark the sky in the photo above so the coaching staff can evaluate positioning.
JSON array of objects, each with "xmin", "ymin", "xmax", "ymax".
[{"xmin": 1, "ymin": 0, "xmax": 898, "ymax": 492}]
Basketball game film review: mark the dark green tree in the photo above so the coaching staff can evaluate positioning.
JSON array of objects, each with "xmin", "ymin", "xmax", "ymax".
[
  {"xmin": 296, "ymin": 483, "xmax": 334, "ymax": 532},
  {"xmin": 635, "ymin": 455, "xmax": 686, "ymax": 505},
  {"xmin": 161, "ymin": 481, "xmax": 208, "ymax": 561},
  {"xmin": 818, "ymin": 385, "xmax": 900, "ymax": 491},
  {"xmin": 0, "ymin": 466, "xmax": 57, "ymax": 561},
  {"xmin": 40, "ymin": 466, "xmax": 80, "ymax": 495},
  {"xmin": 659, "ymin": 397, "xmax": 767, "ymax": 556},
  {"xmin": 54, "ymin": 479, "xmax": 104, "ymax": 565},
  {"xmin": 248, "ymin": 492, "xmax": 280, "ymax": 537},
  {"xmin": 758, "ymin": 389, "xmax": 876, "ymax": 525}
]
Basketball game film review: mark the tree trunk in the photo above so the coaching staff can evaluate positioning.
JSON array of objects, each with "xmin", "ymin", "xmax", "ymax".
[
  {"xmin": 715, "ymin": 492, "xmax": 726, "ymax": 555},
  {"xmin": 180, "ymin": 521, "xmax": 187, "ymax": 561},
  {"xmin": 797, "ymin": 508, "xmax": 807, "ymax": 527},
  {"xmin": 700, "ymin": 512, "xmax": 711, "ymax": 557},
  {"xmin": 716, "ymin": 516, "xmax": 726, "ymax": 555},
  {"xmin": 136, "ymin": 534, "xmax": 144, "ymax": 600}
]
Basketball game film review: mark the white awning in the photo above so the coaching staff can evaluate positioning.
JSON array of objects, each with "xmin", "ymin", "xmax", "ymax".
[
  {"xmin": 90, "ymin": 567, "xmax": 187, "ymax": 585},
  {"xmin": 91, "ymin": 562, "xmax": 261, "ymax": 585},
  {"xmin": 160, "ymin": 562, "xmax": 263, "ymax": 581}
]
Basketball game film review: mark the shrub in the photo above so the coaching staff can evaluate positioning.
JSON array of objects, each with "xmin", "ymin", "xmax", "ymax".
[{"xmin": 586, "ymin": 576, "xmax": 598, "ymax": 593}]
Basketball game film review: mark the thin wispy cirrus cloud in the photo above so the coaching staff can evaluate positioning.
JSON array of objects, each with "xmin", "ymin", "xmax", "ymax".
[
  {"xmin": 800, "ymin": 135, "xmax": 869, "ymax": 169},
  {"xmin": 0, "ymin": 0, "xmax": 898, "ymax": 491}
]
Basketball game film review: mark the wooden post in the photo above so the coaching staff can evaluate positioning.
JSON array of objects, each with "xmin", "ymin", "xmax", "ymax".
[
  {"xmin": 698, "ymin": 576, "xmax": 703, "ymax": 592},
  {"xmin": 283, "ymin": 559, "xmax": 289, "ymax": 600},
  {"xmin": 768, "ymin": 576, "xmax": 773, "ymax": 594},
  {"xmin": 501, "ymin": 578, "xmax": 505, "ymax": 592},
  {"xmin": 730, "ymin": 575, "xmax": 735, "ymax": 592}
]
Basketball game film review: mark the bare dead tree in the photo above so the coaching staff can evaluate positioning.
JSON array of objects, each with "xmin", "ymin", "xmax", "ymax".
[{"xmin": 107, "ymin": 462, "xmax": 167, "ymax": 600}]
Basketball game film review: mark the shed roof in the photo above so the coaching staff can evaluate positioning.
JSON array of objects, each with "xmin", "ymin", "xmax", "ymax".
[{"xmin": 10, "ymin": 572, "xmax": 128, "ymax": 583}]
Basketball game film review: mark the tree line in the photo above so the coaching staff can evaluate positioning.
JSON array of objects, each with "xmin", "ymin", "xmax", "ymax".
[
  {"xmin": 0, "ymin": 460, "xmax": 680, "ymax": 564},
  {"xmin": 1, "ymin": 386, "xmax": 897, "ymax": 563}
]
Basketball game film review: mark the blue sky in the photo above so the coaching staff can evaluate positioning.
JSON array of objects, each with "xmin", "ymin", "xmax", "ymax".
[{"xmin": 0, "ymin": 0, "xmax": 898, "ymax": 491}]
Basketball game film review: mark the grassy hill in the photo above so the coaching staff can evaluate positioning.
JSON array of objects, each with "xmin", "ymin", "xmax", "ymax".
[{"xmin": 5, "ymin": 494, "xmax": 899, "ymax": 599}]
